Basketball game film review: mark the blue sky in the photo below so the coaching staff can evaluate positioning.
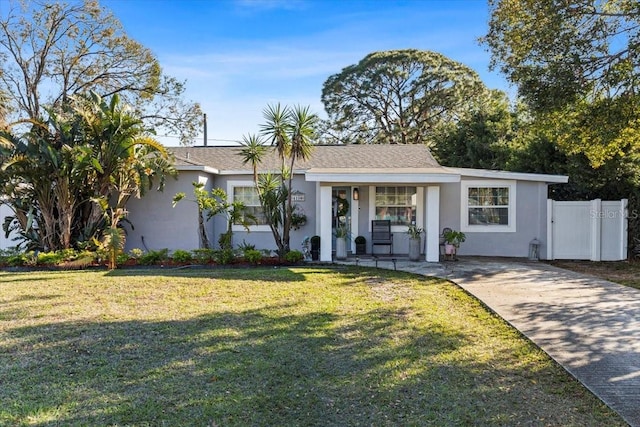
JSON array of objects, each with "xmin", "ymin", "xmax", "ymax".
[{"xmin": 102, "ymin": 0, "xmax": 509, "ymax": 146}]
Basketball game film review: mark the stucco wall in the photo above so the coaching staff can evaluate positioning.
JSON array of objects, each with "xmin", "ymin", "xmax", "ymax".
[
  {"xmin": 440, "ymin": 180, "xmax": 549, "ymax": 258},
  {"xmin": 124, "ymin": 171, "xmax": 208, "ymax": 252}
]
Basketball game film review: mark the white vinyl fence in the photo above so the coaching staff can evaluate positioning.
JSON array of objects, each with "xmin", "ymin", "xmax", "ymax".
[{"xmin": 547, "ymin": 199, "xmax": 628, "ymax": 261}]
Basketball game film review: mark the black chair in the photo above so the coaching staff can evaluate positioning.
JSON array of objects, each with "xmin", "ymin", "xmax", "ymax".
[{"xmin": 371, "ymin": 220, "xmax": 393, "ymax": 255}]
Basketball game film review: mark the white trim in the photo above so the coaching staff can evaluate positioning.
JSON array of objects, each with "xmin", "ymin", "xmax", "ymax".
[
  {"xmin": 446, "ymin": 167, "xmax": 568, "ymax": 183},
  {"xmin": 227, "ymin": 180, "xmax": 271, "ymax": 232},
  {"xmin": 177, "ymin": 165, "xmax": 219, "ymax": 174},
  {"xmin": 306, "ymin": 168, "xmax": 460, "ymax": 184},
  {"xmin": 461, "ymin": 180, "xmax": 517, "ymax": 233},
  {"xmin": 426, "ymin": 186, "xmax": 440, "ymax": 262}
]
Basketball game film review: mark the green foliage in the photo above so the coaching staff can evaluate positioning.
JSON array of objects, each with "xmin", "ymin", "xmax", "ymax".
[
  {"xmin": 244, "ymin": 249, "xmax": 263, "ymax": 264},
  {"xmin": 218, "ymin": 231, "xmax": 232, "ymax": 251},
  {"xmin": 444, "ymin": 230, "xmax": 466, "ymax": 247},
  {"xmin": 0, "ymin": 91, "xmax": 175, "ymax": 252},
  {"xmin": 406, "ymin": 225, "xmax": 424, "ymax": 239},
  {"xmin": 215, "ymin": 248, "xmax": 236, "ymax": 265},
  {"xmin": 239, "ymin": 104, "xmax": 318, "ymax": 259},
  {"xmin": 192, "ymin": 248, "xmax": 215, "ymax": 264},
  {"xmin": 129, "ymin": 248, "xmax": 144, "ymax": 259},
  {"xmin": 171, "ymin": 249, "xmax": 193, "ymax": 263},
  {"xmin": 36, "ymin": 251, "xmax": 64, "ymax": 266},
  {"xmin": 284, "ymin": 250, "xmax": 304, "ymax": 263},
  {"xmin": 483, "ymin": 0, "xmax": 640, "ymax": 112},
  {"xmin": 139, "ymin": 248, "xmax": 169, "ymax": 266},
  {"xmin": 321, "ymin": 49, "xmax": 489, "ymax": 145},
  {"xmin": 434, "ymin": 90, "xmax": 516, "ymax": 169}
]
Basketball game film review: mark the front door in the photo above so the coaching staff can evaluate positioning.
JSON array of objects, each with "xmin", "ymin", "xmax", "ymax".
[{"xmin": 332, "ymin": 187, "xmax": 351, "ymax": 253}]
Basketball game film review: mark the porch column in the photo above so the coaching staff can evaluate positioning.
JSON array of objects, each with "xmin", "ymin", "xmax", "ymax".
[
  {"xmin": 425, "ymin": 186, "xmax": 440, "ymax": 262},
  {"xmin": 319, "ymin": 185, "xmax": 333, "ymax": 262}
]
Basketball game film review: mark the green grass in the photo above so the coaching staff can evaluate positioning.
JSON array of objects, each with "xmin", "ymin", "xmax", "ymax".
[{"xmin": 0, "ymin": 267, "xmax": 624, "ymax": 426}]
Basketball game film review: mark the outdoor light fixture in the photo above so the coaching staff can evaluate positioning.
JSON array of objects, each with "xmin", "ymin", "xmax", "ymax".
[{"xmin": 353, "ymin": 188, "xmax": 360, "ymax": 200}]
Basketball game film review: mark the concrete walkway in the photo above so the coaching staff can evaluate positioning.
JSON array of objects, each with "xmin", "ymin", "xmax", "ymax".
[{"xmin": 336, "ymin": 256, "xmax": 640, "ymax": 426}]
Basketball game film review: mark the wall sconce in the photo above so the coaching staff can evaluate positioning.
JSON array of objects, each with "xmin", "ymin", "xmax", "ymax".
[{"xmin": 352, "ymin": 188, "xmax": 360, "ymax": 201}]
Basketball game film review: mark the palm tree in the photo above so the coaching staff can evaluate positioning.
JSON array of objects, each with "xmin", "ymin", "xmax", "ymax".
[
  {"xmin": 239, "ymin": 134, "xmax": 268, "ymax": 184},
  {"xmin": 238, "ymin": 104, "xmax": 318, "ymax": 257}
]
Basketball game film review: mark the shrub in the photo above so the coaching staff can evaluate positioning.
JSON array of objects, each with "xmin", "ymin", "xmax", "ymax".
[
  {"xmin": 215, "ymin": 248, "xmax": 235, "ymax": 265},
  {"xmin": 116, "ymin": 252, "xmax": 130, "ymax": 265},
  {"xmin": 129, "ymin": 248, "xmax": 144, "ymax": 259},
  {"xmin": 244, "ymin": 249, "xmax": 263, "ymax": 264},
  {"xmin": 139, "ymin": 248, "xmax": 169, "ymax": 265},
  {"xmin": 238, "ymin": 240, "xmax": 256, "ymax": 253},
  {"xmin": 37, "ymin": 251, "xmax": 64, "ymax": 265},
  {"xmin": 6, "ymin": 253, "xmax": 27, "ymax": 267},
  {"xmin": 192, "ymin": 248, "xmax": 215, "ymax": 264},
  {"xmin": 172, "ymin": 249, "xmax": 193, "ymax": 263},
  {"xmin": 285, "ymin": 250, "xmax": 304, "ymax": 263}
]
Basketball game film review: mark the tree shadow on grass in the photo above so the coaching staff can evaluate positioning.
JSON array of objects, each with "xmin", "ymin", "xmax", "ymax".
[{"xmin": 0, "ymin": 301, "xmax": 624, "ymax": 426}]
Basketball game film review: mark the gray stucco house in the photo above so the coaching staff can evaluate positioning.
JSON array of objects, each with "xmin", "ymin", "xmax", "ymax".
[{"xmin": 124, "ymin": 144, "xmax": 567, "ymax": 262}]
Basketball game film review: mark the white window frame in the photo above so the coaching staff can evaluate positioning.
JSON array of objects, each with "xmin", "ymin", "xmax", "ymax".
[
  {"xmin": 368, "ymin": 186, "xmax": 423, "ymax": 233},
  {"xmin": 227, "ymin": 180, "xmax": 271, "ymax": 232},
  {"xmin": 461, "ymin": 180, "xmax": 516, "ymax": 233}
]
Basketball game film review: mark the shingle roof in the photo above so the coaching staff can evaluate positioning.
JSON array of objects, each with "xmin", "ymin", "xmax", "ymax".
[{"xmin": 169, "ymin": 144, "xmax": 443, "ymax": 172}]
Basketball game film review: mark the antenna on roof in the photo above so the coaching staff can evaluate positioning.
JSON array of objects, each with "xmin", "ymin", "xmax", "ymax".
[{"xmin": 203, "ymin": 113, "xmax": 208, "ymax": 147}]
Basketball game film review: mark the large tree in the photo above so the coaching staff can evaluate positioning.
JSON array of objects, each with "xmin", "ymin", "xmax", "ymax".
[
  {"xmin": 0, "ymin": 0, "xmax": 201, "ymax": 144},
  {"xmin": 321, "ymin": 49, "xmax": 489, "ymax": 145},
  {"xmin": 483, "ymin": 0, "xmax": 640, "ymax": 111}
]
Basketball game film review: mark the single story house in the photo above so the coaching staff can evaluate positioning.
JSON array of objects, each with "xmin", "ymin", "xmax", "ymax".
[{"xmin": 124, "ymin": 144, "xmax": 568, "ymax": 262}]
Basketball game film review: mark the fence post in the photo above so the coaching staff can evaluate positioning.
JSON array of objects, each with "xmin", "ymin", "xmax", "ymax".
[
  {"xmin": 621, "ymin": 199, "xmax": 629, "ymax": 260},
  {"xmin": 546, "ymin": 199, "xmax": 554, "ymax": 260},
  {"xmin": 590, "ymin": 199, "xmax": 602, "ymax": 261}
]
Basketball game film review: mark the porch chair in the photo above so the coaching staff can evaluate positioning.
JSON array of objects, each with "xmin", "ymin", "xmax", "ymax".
[{"xmin": 371, "ymin": 220, "xmax": 393, "ymax": 255}]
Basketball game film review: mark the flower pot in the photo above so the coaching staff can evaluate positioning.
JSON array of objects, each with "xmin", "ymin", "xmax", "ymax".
[
  {"xmin": 335, "ymin": 237, "xmax": 347, "ymax": 260},
  {"xmin": 408, "ymin": 237, "xmax": 421, "ymax": 261},
  {"xmin": 445, "ymin": 243, "xmax": 456, "ymax": 255}
]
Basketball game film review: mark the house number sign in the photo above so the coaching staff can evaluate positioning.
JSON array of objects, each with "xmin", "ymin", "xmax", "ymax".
[{"xmin": 292, "ymin": 191, "xmax": 305, "ymax": 202}]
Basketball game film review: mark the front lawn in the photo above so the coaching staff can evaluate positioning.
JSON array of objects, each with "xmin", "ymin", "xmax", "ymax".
[{"xmin": 0, "ymin": 267, "xmax": 624, "ymax": 426}]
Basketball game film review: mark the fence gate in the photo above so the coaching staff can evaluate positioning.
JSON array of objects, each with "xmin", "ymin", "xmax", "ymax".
[{"xmin": 547, "ymin": 199, "xmax": 628, "ymax": 261}]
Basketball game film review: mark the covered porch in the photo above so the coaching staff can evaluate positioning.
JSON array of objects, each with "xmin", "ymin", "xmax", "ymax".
[{"xmin": 304, "ymin": 168, "xmax": 460, "ymax": 263}]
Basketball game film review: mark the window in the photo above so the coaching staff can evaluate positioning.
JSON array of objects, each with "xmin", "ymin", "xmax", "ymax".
[
  {"xmin": 461, "ymin": 180, "xmax": 516, "ymax": 232},
  {"xmin": 375, "ymin": 186, "xmax": 416, "ymax": 226},
  {"xmin": 233, "ymin": 186, "xmax": 267, "ymax": 226}
]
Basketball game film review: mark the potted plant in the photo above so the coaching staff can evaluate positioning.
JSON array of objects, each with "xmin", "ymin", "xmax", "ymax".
[
  {"xmin": 355, "ymin": 236, "xmax": 366, "ymax": 255},
  {"xmin": 310, "ymin": 235, "xmax": 320, "ymax": 260},
  {"xmin": 334, "ymin": 226, "xmax": 350, "ymax": 260},
  {"xmin": 406, "ymin": 225, "xmax": 424, "ymax": 261},
  {"xmin": 443, "ymin": 229, "xmax": 466, "ymax": 258}
]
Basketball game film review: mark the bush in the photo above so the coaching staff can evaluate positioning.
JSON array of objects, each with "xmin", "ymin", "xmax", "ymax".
[
  {"xmin": 244, "ymin": 249, "xmax": 263, "ymax": 264},
  {"xmin": 129, "ymin": 248, "xmax": 144, "ymax": 259},
  {"xmin": 139, "ymin": 248, "xmax": 169, "ymax": 265},
  {"xmin": 285, "ymin": 250, "xmax": 304, "ymax": 263},
  {"xmin": 37, "ymin": 251, "xmax": 64, "ymax": 265},
  {"xmin": 116, "ymin": 252, "xmax": 130, "ymax": 265},
  {"xmin": 172, "ymin": 249, "xmax": 193, "ymax": 263},
  {"xmin": 215, "ymin": 248, "xmax": 235, "ymax": 265},
  {"xmin": 192, "ymin": 248, "xmax": 215, "ymax": 264}
]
